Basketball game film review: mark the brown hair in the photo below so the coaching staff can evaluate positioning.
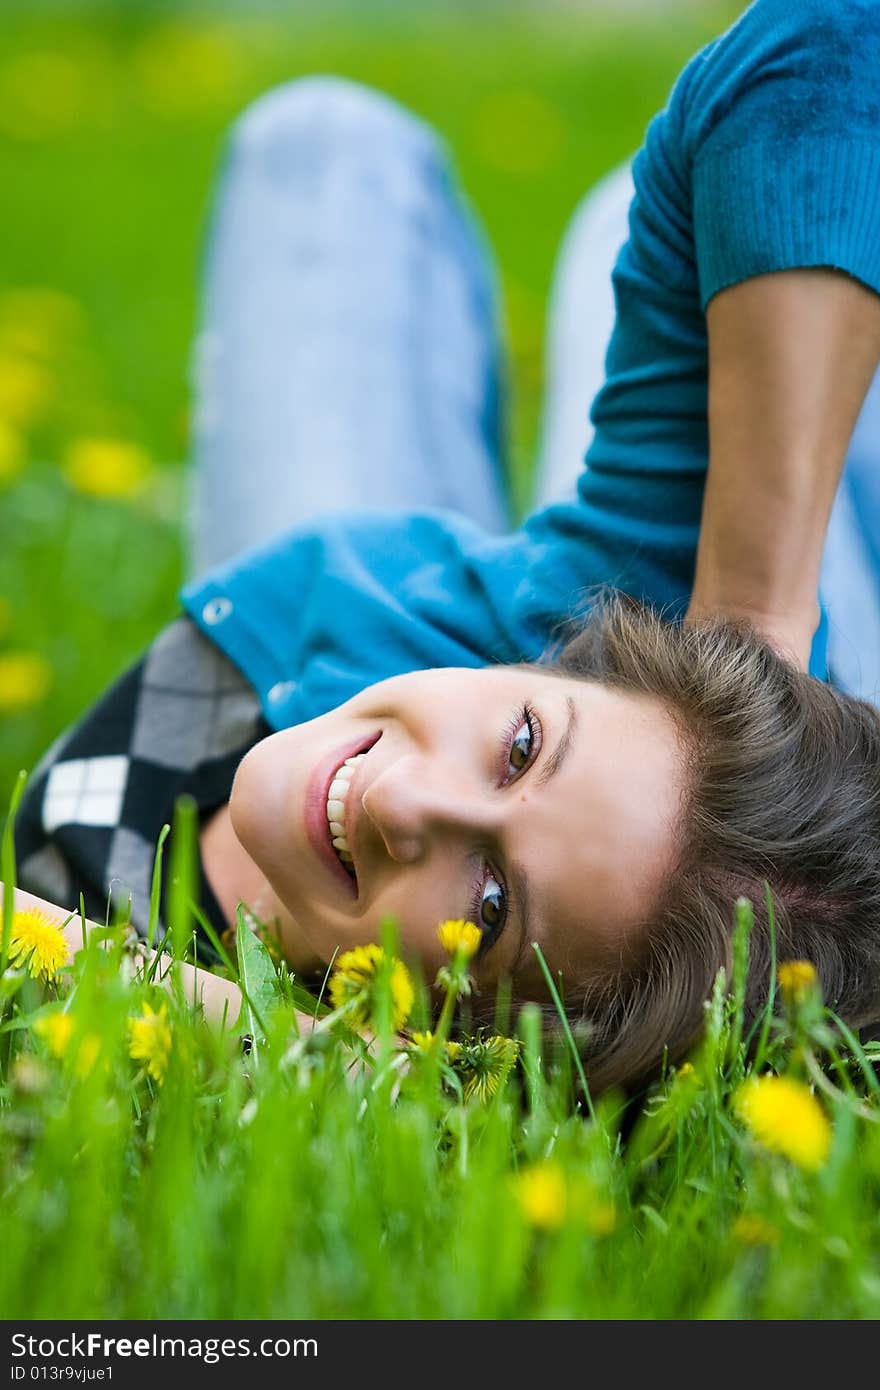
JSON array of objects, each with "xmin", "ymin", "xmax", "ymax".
[{"xmin": 539, "ymin": 589, "xmax": 880, "ymax": 1095}]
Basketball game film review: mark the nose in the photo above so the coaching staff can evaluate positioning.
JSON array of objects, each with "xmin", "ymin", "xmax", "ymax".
[{"xmin": 360, "ymin": 754, "xmax": 495, "ymax": 864}]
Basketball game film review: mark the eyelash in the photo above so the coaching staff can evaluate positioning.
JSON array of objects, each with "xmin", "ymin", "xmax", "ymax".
[{"xmin": 466, "ymin": 702, "xmax": 542, "ymax": 952}]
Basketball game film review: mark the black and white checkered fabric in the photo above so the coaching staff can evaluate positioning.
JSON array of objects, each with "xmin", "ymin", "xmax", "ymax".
[{"xmin": 14, "ymin": 616, "xmax": 271, "ymax": 962}]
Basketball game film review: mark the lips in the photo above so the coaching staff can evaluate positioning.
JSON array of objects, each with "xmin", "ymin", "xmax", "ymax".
[{"xmin": 303, "ymin": 731, "xmax": 381, "ymax": 899}]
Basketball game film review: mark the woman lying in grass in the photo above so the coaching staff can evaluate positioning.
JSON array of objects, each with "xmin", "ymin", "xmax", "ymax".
[
  {"xmin": 13, "ymin": 592, "xmax": 880, "ymax": 1094},
  {"xmin": 12, "ymin": 0, "xmax": 880, "ymax": 1094}
]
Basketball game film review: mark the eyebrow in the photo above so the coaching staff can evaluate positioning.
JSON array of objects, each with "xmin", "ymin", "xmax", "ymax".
[
  {"xmin": 507, "ymin": 696, "xmax": 579, "ymax": 973},
  {"xmin": 535, "ymin": 695, "xmax": 578, "ymax": 791}
]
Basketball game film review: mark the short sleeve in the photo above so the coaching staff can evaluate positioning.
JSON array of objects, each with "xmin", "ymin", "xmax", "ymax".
[{"xmin": 686, "ymin": 0, "xmax": 880, "ymax": 310}]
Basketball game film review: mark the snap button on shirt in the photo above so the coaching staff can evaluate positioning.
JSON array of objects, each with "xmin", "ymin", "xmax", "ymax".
[
  {"xmin": 267, "ymin": 680, "xmax": 297, "ymax": 704},
  {"xmin": 202, "ymin": 597, "xmax": 233, "ymax": 626}
]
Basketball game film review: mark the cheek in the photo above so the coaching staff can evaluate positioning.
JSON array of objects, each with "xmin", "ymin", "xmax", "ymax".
[
  {"xmin": 229, "ymin": 727, "xmax": 311, "ymax": 883},
  {"xmin": 370, "ymin": 868, "xmax": 457, "ymax": 977},
  {"xmin": 228, "ymin": 737, "xmax": 283, "ymax": 857}
]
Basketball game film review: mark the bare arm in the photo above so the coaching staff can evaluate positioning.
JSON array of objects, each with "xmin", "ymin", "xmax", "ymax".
[
  {"xmin": 4, "ymin": 882, "xmax": 244, "ymax": 1027},
  {"xmin": 686, "ymin": 268, "xmax": 880, "ymax": 669}
]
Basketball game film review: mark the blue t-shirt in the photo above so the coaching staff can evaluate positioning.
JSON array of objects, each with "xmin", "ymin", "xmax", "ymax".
[{"xmin": 181, "ymin": 0, "xmax": 880, "ymax": 731}]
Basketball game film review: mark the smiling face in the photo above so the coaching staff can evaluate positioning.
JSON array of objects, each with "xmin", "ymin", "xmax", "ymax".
[{"xmin": 228, "ymin": 665, "xmax": 688, "ymax": 1000}]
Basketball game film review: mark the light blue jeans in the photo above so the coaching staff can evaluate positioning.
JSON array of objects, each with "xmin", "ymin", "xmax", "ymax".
[{"xmin": 187, "ymin": 76, "xmax": 880, "ymax": 706}]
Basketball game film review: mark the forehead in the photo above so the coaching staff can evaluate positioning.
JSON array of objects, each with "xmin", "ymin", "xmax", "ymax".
[{"xmin": 500, "ymin": 668, "xmax": 687, "ymax": 995}]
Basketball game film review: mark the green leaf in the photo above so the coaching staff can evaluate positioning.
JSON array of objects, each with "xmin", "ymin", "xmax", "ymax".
[
  {"xmin": 234, "ymin": 907, "xmax": 281, "ymax": 1059},
  {"xmin": 0, "ymin": 972, "xmax": 26, "ymax": 1004}
]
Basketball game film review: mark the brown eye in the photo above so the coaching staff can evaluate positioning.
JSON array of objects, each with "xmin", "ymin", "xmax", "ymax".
[
  {"xmin": 478, "ymin": 875, "xmax": 505, "ymax": 934},
  {"xmin": 508, "ymin": 718, "xmax": 532, "ymax": 774}
]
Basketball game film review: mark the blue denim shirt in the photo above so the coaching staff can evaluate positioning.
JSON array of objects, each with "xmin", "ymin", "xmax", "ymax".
[{"xmin": 181, "ymin": 0, "xmax": 880, "ymax": 731}]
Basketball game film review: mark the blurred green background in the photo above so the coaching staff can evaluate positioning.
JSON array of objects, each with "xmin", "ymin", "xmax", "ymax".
[{"xmin": 1, "ymin": 0, "xmax": 742, "ymax": 810}]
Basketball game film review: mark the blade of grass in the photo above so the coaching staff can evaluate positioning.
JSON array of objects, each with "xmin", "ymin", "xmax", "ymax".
[
  {"xmin": 531, "ymin": 941, "xmax": 602, "ymax": 1135},
  {"xmin": 825, "ymin": 1009, "xmax": 880, "ymax": 1105},
  {"xmin": 146, "ymin": 823, "xmax": 170, "ymax": 951},
  {"xmin": 748, "ymin": 880, "xmax": 778, "ymax": 1070},
  {"xmin": 168, "ymin": 794, "xmax": 198, "ymax": 962},
  {"xmin": 726, "ymin": 896, "xmax": 753, "ymax": 1074},
  {"xmin": 1, "ymin": 769, "xmax": 28, "ymax": 976},
  {"xmin": 188, "ymin": 898, "xmax": 237, "ymax": 977},
  {"xmin": 517, "ymin": 1002, "xmax": 545, "ymax": 1116},
  {"xmin": 313, "ymin": 947, "xmax": 339, "ymax": 1020}
]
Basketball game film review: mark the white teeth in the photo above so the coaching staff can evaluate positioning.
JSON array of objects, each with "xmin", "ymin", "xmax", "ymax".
[{"xmin": 325, "ymin": 749, "xmax": 369, "ymax": 876}]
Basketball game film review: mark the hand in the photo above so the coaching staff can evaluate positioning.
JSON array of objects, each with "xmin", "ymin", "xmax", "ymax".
[{"xmin": 684, "ymin": 596, "xmax": 817, "ymax": 673}]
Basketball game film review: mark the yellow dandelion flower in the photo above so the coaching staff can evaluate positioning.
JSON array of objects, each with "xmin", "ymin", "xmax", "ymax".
[
  {"xmin": 328, "ymin": 943, "xmax": 414, "ymax": 1032},
  {"xmin": 0, "ymin": 651, "xmax": 53, "ymax": 712},
  {"xmin": 409, "ymin": 1031, "xmax": 468, "ymax": 1066},
  {"xmin": 127, "ymin": 1001, "xmax": 171, "ymax": 1084},
  {"xmin": 7, "ymin": 907, "xmax": 70, "ymax": 981},
  {"xmin": 777, "ymin": 960, "xmax": 819, "ymax": 1004},
  {"xmin": 33, "ymin": 1010, "xmax": 74, "ymax": 1057},
  {"xmin": 735, "ymin": 1075, "xmax": 831, "ymax": 1171},
  {"xmin": 0, "ymin": 420, "xmax": 26, "ymax": 485},
  {"xmin": 511, "ymin": 1162, "xmax": 567, "ymax": 1231},
  {"xmin": 437, "ymin": 919, "xmax": 481, "ymax": 961},
  {"xmin": 63, "ymin": 438, "xmax": 153, "ymax": 499},
  {"xmin": 458, "ymin": 1033, "xmax": 521, "ymax": 1103},
  {"xmin": 677, "ymin": 1062, "xmax": 695, "ymax": 1079},
  {"xmin": 732, "ymin": 1213, "xmax": 780, "ymax": 1247}
]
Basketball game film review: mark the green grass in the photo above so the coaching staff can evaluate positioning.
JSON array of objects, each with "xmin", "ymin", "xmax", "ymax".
[{"xmin": 4, "ymin": 833, "xmax": 880, "ymax": 1320}]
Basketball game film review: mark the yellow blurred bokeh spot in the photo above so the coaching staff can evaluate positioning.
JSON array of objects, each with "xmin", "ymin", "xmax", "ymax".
[
  {"xmin": 0, "ymin": 651, "xmax": 53, "ymax": 713},
  {"xmin": 63, "ymin": 437, "xmax": 154, "ymax": 500},
  {"xmin": 133, "ymin": 23, "xmax": 248, "ymax": 116},
  {"xmin": 0, "ymin": 353, "xmax": 54, "ymax": 429},
  {"xmin": 732, "ymin": 1213, "xmax": 780, "ymax": 1247},
  {"xmin": 511, "ymin": 1160, "xmax": 617, "ymax": 1237},
  {"xmin": 0, "ymin": 51, "xmax": 89, "ymax": 140},
  {"xmin": 0, "ymin": 288, "xmax": 87, "ymax": 361}
]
